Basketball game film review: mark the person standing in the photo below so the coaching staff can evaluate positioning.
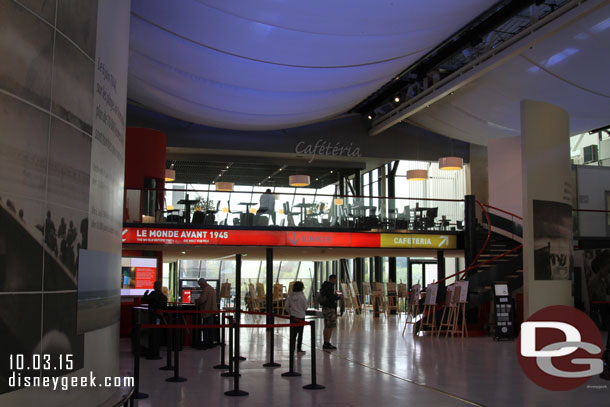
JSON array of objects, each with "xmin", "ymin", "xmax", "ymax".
[
  {"xmin": 195, "ymin": 278, "xmax": 218, "ymax": 349},
  {"xmin": 285, "ymin": 281, "xmax": 308, "ymax": 354},
  {"xmin": 257, "ymin": 189, "xmax": 276, "ymax": 225},
  {"xmin": 142, "ymin": 281, "xmax": 167, "ymax": 358},
  {"xmin": 319, "ymin": 274, "xmax": 342, "ymax": 349}
]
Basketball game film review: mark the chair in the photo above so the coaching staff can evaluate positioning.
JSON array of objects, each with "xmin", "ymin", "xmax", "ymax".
[
  {"xmin": 423, "ymin": 207, "xmax": 438, "ymax": 230},
  {"xmin": 283, "ymin": 202, "xmax": 299, "ymax": 226},
  {"xmin": 439, "ymin": 215, "xmax": 450, "ymax": 230},
  {"xmin": 227, "ymin": 201, "xmax": 241, "ymax": 226},
  {"xmin": 192, "ymin": 210, "xmax": 205, "ymax": 224}
]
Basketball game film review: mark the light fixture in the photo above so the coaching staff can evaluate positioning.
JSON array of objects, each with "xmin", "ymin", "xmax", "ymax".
[
  {"xmin": 181, "ymin": 251, "xmax": 186, "ymax": 255},
  {"xmin": 394, "ymin": 96, "xmax": 400, "ymax": 103},
  {"xmin": 407, "ymin": 169, "xmax": 428, "ymax": 181},
  {"xmin": 164, "ymin": 169, "xmax": 176, "ymax": 182},
  {"xmin": 215, "ymin": 181, "xmax": 234, "ymax": 191},
  {"xmin": 334, "ymin": 198, "xmax": 344, "ymax": 205},
  {"xmin": 166, "ymin": 205, "xmax": 174, "ymax": 211},
  {"xmin": 289, "ymin": 175, "xmax": 310, "ymax": 187},
  {"xmin": 438, "ymin": 156, "xmax": 463, "ymax": 171},
  {"xmin": 222, "ymin": 207, "xmax": 229, "ymax": 213}
]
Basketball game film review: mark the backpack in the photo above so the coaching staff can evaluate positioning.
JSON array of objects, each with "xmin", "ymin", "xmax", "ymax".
[{"xmin": 317, "ymin": 290, "xmax": 328, "ymax": 306}]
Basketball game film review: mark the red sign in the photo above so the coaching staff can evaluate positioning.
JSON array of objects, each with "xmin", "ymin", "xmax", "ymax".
[
  {"xmin": 182, "ymin": 290, "xmax": 191, "ymax": 304},
  {"xmin": 122, "ymin": 227, "xmax": 442, "ymax": 250},
  {"xmin": 134, "ymin": 267, "xmax": 156, "ymax": 289}
]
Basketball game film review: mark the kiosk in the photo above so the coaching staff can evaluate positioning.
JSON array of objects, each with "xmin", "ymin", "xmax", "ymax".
[{"xmin": 493, "ymin": 283, "xmax": 515, "ymax": 341}]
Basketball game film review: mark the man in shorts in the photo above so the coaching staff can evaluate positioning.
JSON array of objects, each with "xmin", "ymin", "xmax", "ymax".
[{"xmin": 320, "ymin": 274, "xmax": 342, "ymax": 349}]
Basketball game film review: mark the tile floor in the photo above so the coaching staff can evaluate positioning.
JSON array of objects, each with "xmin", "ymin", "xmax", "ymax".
[{"xmin": 123, "ymin": 313, "xmax": 609, "ymax": 407}]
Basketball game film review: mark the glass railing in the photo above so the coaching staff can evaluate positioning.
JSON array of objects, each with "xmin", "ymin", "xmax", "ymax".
[{"xmin": 123, "ymin": 187, "xmax": 465, "ymax": 232}]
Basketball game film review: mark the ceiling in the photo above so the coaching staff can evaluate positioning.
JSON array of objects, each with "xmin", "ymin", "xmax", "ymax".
[
  {"xmin": 166, "ymin": 157, "xmax": 364, "ymax": 189},
  {"xmin": 382, "ymin": 0, "xmax": 610, "ymax": 144},
  {"xmin": 127, "ymin": 0, "xmax": 497, "ymax": 131}
]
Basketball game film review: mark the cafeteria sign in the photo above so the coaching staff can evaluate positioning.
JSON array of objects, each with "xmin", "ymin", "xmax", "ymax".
[{"xmin": 380, "ymin": 234, "xmax": 457, "ymax": 249}]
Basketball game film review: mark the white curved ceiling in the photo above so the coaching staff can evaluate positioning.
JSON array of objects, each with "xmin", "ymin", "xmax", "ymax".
[
  {"xmin": 128, "ymin": 0, "xmax": 496, "ymax": 130},
  {"xmin": 409, "ymin": 0, "xmax": 610, "ymax": 145}
]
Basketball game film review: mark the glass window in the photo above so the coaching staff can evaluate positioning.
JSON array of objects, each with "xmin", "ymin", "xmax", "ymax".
[
  {"xmin": 412, "ymin": 263, "xmax": 423, "ymax": 287},
  {"xmin": 425, "ymin": 263, "xmax": 438, "ymax": 286}
]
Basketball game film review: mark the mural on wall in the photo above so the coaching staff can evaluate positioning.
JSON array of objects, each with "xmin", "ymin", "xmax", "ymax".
[
  {"xmin": 0, "ymin": 0, "xmax": 100, "ymax": 395},
  {"xmin": 533, "ymin": 200, "xmax": 573, "ymax": 280}
]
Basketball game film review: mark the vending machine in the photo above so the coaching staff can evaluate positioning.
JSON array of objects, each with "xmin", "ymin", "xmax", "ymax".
[{"xmin": 493, "ymin": 283, "xmax": 515, "ymax": 341}]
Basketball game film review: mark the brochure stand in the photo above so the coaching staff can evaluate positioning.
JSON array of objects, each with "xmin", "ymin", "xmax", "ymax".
[{"xmin": 493, "ymin": 283, "xmax": 514, "ymax": 341}]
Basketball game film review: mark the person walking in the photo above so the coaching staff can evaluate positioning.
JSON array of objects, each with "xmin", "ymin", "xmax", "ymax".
[
  {"xmin": 319, "ymin": 274, "xmax": 342, "ymax": 349},
  {"xmin": 195, "ymin": 278, "xmax": 218, "ymax": 349},
  {"xmin": 285, "ymin": 281, "xmax": 308, "ymax": 355}
]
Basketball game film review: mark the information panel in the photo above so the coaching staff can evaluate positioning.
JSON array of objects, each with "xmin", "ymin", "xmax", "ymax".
[{"xmin": 122, "ymin": 227, "xmax": 459, "ymax": 250}]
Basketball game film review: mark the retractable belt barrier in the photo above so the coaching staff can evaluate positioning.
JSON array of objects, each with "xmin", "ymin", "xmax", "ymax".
[{"xmin": 131, "ymin": 309, "xmax": 324, "ymax": 402}]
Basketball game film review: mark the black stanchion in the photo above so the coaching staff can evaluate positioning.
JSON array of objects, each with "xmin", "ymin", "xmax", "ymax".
[
  {"xmin": 303, "ymin": 320, "xmax": 325, "ymax": 390},
  {"xmin": 166, "ymin": 314, "xmax": 187, "ymax": 382},
  {"xmin": 214, "ymin": 313, "xmax": 230, "ymax": 369},
  {"xmin": 160, "ymin": 317, "xmax": 173, "ymax": 371},
  {"xmin": 221, "ymin": 316, "xmax": 239, "ymax": 377},
  {"xmin": 225, "ymin": 254, "xmax": 248, "ymax": 397},
  {"xmin": 132, "ymin": 322, "xmax": 149, "ymax": 399},
  {"xmin": 263, "ymin": 320, "xmax": 280, "ymax": 367},
  {"xmin": 281, "ymin": 321, "xmax": 301, "ymax": 377}
]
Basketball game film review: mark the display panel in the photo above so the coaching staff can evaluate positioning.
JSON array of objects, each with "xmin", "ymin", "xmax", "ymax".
[
  {"xmin": 121, "ymin": 257, "xmax": 157, "ymax": 296},
  {"xmin": 494, "ymin": 283, "xmax": 509, "ymax": 296}
]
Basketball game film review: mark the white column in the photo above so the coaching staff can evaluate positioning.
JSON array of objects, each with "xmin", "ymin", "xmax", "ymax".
[{"xmin": 521, "ymin": 100, "xmax": 573, "ymax": 318}]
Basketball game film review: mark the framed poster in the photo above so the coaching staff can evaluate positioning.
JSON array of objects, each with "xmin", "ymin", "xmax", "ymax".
[{"xmin": 424, "ymin": 283, "xmax": 439, "ymax": 305}]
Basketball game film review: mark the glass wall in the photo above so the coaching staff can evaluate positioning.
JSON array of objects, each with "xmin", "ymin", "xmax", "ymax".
[{"xmin": 176, "ymin": 258, "xmax": 317, "ymax": 307}]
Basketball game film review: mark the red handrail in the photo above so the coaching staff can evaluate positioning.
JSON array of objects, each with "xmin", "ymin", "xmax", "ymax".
[
  {"xmin": 466, "ymin": 200, "xmax": 491, "ymax": 272},
  {"xmin": 436, "ymin": 244, "xmax": 523, "ymax": 285},
  {"xmin": 480, "ymin": 203, "xmax": 523, "ymax": 220}
]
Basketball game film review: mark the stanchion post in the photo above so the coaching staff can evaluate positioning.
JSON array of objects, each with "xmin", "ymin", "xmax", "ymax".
[
  {"xmin": 221, "ymin": 316, "xmax": 238, "ymax": 377},
  {"xmin": 263, "ymin": 319, "xmax": 281, "ymax": 367},
  {"xmin": 214, "ymin": 313, "xmax": 230, "ymax": 369},
  {"xmin": 225, "ymin": 254, "xmax": 248, "ymax": 397},
  {"xmin": 281, "ymin": 320, "xmax": 301, "ymax": 377},
  {"xmin": 160, "ymin": 315, "xmax": 173, "ymax": 371},
  {"xmin": 303, "ymin": 320, "xmax": 325, "ymax": 390},
  {"xmin": 132, "ymin": 321, "xmax": 148, "ymax": 399},
  {"xmin": 166, "ymin": 314, "xmax": 187, "ymax": 382}
]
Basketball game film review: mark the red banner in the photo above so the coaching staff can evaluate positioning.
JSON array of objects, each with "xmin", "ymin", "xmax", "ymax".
[{"xmin": 122, "ymin": 227, "xmax": 446, "ymax": 249}]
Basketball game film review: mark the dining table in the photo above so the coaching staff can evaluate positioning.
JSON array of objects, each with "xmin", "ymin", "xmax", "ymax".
[{"xmin": 177, "ymin": 194, "xmax": 201, "ymax": 224}]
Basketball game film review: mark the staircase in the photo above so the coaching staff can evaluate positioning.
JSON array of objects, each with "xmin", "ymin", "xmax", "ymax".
[{"xmin": 466, "ymin": 228, "xmax": 523, "ymax": 310}]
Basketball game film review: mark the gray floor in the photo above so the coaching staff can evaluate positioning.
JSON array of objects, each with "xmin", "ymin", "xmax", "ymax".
[{"xmin": 123, "ymin": 313, "xmax": 609, "ymax": 406}]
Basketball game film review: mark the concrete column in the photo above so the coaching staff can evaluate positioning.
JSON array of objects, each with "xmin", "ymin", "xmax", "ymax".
[{"xmin": 521, "ymin": 100, "xmax": 573, "ymax": 318}]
